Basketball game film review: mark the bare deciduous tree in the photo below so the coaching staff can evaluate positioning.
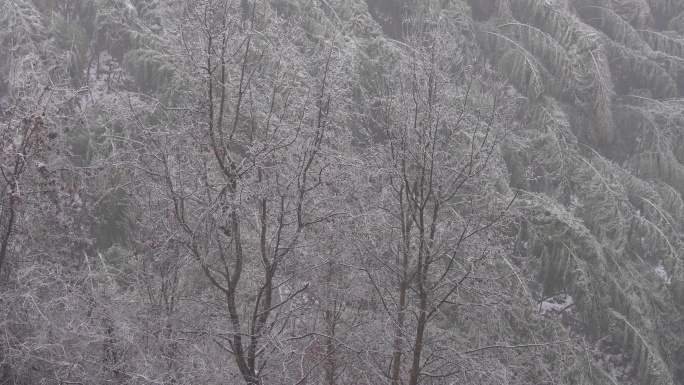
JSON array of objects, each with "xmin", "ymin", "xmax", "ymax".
[
  {"xmin": 127, "ymin": 2, "xmax": 359, "ymax": 383},
  {"xmin": 355, "ymin": 9, "xmax": 521, "ymax": 384}
]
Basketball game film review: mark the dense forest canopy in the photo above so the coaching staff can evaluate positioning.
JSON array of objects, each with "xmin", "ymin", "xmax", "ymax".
[{"xmin": 1, "ymin": 0, "xmax": 684, "ymax": 384}]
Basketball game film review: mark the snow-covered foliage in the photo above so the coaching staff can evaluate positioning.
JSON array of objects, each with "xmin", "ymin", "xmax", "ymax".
[{"xmin": 2, "ymin": 0, "xmax": 684, "ymax": 384}]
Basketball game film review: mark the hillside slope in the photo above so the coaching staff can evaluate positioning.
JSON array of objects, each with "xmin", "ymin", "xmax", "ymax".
[{"xmin": 1, "ymin": 0, "xmax": 683, "ymax": 384}]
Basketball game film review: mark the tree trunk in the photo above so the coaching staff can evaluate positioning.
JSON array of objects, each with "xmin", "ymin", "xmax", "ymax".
[{"xmin": 408, "ymin": 293, "xmax": 428, "ymax": 385}]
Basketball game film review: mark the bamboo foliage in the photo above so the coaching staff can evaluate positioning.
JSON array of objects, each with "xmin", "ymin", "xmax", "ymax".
[
  {"xmin": 0, "ymin": 0, "xmax": 44, "ymax": 53},
  {"xmin": 576, "ymin": 1, "xmax": 649, "ymax": 51},
  {"xmin": 475, "ymin": 0, "xmax": 684, "ymax": 376},
  {"xmin": 123, "ymin": 48, "xmax": 179, "ymax": 95},
  {"xmin": 486, "ymin": 0, "xmax": 616, "ymax": 141},
  {"xmin": 668, "ymin": 13, "xmax": 684, "ymax": 33},
  {"xmin": 607, "ymin": 41, "xmax": 678, "ymax": 99},
  {"xmin": 641, "ymin": 30, "xmax": 684, "ymax": 59},
  {"xmin": 643, "ymin": 0, "xmax": 683, "ymax": 21},
  {"xmin": 611, "ymin": 0, "xmax": 653, "ymax": 29},
  {"xmin": 574, "ymin": 154, "xmax": 631, "ymax": 252},
  {"xmin": 502, "ymin": 97, "xmax": 577, "ymax": 199},
  {"xmin": 517, "ymin": 194, "xmax": 609, "ymax": 338},
  {"xmin": 0, "ymin": 0, "xmax": 45, "ymax": 79},
  {"xmin": 609, "ymin": 310, "xmax": 675, "ymax": 385}
]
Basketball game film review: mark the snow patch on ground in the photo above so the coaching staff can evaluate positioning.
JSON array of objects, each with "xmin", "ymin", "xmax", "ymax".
[
  {"xmin": 654, "ymin": 261, "xmax": 671, "ymax": 284},
  {"xmin": 505, "ymin": 84, "xmax": 518, "ymax": 97},
  {"xmin": 592, "ymin": 337, "xmax": 637, "ymax": 384},
  {"xmin": 538, "ymin": 293, "xmax": 584, "ymax": 336},
  {"xmin": 80, "ymin": 50, "xmax": 127, "ymax": 111},
  {"xmin": 539, "ymin": 296, "xmax": 637, "ymax": 382},
  {"xmin": 539, "ymin": 293, "xmax": 573, "ymax": 315}
]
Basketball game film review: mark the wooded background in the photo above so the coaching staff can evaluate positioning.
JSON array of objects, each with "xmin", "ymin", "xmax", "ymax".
[{"xmin": 1, "ymin": 0, "xmax": 683, "ymax": 383}]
